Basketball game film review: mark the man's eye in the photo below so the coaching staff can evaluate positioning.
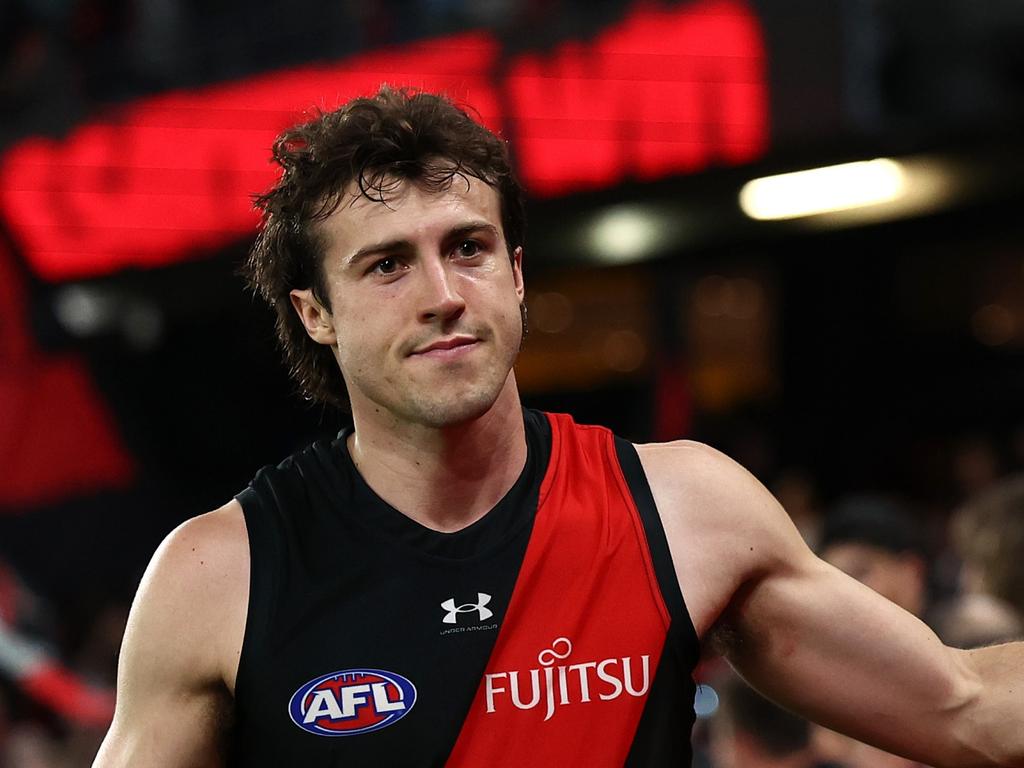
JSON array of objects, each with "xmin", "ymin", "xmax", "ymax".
[
  {"xmin": 456, "ymin": 240, "xmax": 481, "ymax": 259},
  {"xmin": 371, "ymin": 257, "xmax": 399, "ymax": 275}
]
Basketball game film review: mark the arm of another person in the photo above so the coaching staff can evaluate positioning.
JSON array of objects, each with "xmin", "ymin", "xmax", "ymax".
[
  {"xmin": 92, "ymin": 501, "xmax": 249, "ymax": 768},
  {"xmin": 640, "ymin": 441, "xmax": 1023, "ymax": 768}
]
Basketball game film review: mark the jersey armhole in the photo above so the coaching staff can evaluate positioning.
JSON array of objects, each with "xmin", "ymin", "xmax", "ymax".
[
  {"xmin": 231, "ymin": 487, "xmax": 270, "ymax": 708},
  {"xmin": 612, "ymin": 437, "xmax": 700, "ymax": 672}
]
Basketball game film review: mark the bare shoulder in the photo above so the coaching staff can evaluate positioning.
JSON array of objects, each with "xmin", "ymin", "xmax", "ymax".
[
  {"xmin": 634, "ymin": 439, "xmax": 747, "ymax": 500},
  {"xmin": 93, "ymin": 501, "xmax": 249, "ymax": 767},
  {"xmin": 633, "ymin": 440, "xmax": 809, "ymax": 639},
  {"xmin": 136, "ymin": 499, "xmax": 249, "ymax": 687},
  {"xmin": 633, "ymin": 439, "xmax": 790, "ymax": 539},
  {"xmin": 155, "ymin": 499, "xmax": 249, "ymax": 591}
]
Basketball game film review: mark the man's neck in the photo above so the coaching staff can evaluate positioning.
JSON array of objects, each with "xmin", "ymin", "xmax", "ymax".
[{"xmin": 346, "ymin": 382, "xmax": 527, "ymax": 533}]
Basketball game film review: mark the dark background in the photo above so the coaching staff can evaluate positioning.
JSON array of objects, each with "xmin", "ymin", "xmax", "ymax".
[{"xmin": 1, "ymin": 1, "xmax": 1023, "ymax": 761}]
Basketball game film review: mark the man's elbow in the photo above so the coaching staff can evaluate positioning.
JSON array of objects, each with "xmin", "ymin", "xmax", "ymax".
[{"xmin": 940, "ymin": 648, "xmax": 1021, "ymax": 768}]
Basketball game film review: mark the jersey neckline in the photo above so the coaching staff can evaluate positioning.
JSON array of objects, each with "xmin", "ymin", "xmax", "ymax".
[{"xmin": 331, "ymin": 408, "xmax": 552, "ymax": 561}]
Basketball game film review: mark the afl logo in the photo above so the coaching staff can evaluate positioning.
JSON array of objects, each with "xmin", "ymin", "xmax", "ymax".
[{"xmin": 288, "ymin": 669, "xmax": 417, "ymax": 736}]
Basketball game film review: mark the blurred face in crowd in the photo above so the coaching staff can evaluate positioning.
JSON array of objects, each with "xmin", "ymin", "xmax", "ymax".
[
  {"xmin": 709, "ymin": 720, "xmax": 803, "ymax": 768},
  {"xmin": 820, "ymin": 543, "xmax": 926, "ymax": 616},
  {"xmin": 291, "ymin": 174, "xmax": 525, "ymax": 429}
]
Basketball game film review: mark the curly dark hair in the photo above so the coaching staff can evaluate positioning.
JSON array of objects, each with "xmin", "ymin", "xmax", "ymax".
[{"xmin": 241, "ymin": 85, "xmax": 525, "ymax": 410}]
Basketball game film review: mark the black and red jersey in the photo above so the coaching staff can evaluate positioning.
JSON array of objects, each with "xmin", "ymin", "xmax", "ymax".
[{"xmin": 231, "ymin": 409, "xmax": 699, "ymax": 766}]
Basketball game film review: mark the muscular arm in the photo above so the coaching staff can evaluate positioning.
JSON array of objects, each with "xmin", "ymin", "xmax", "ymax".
[
  {"xmin": 640, "ymin": 441, "xmax": 1024, "ymax": 768},
  {"xmin": 93, "ymin": 502, "xmax": 249, "ymax": 768}
]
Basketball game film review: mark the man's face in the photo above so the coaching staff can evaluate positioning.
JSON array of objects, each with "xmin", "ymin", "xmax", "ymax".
[{"xmin": 290, "ymin": 175, "xmax": 524, "ymax": 430}]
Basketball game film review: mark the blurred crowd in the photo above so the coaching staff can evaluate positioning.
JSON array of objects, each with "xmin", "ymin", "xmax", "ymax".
[
  {"xmin": 0, "ymin": 562, "xmax": 122, "ymax": 768},
  {"xmin": 691, "ymin": 449, "xmax": 1024, "ymax": 768},
  {"xmin": 1, "ymin": 428, "xmax": 1022, "ymax": 767}
]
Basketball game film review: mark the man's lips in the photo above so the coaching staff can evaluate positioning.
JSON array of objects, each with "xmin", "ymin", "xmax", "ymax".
[{"xmin": 410, "ymin": 336, "xmax": 480, "ymax": 357}]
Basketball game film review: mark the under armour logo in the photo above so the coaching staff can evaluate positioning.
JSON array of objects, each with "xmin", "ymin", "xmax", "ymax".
[{"xmin": 441, "ymin": 593, "xmax": 493, "ymax": 624}]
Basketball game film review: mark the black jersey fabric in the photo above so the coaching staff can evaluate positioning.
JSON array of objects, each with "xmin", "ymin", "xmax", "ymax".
[{"xmin": 229, "ymin": 409, "xmax": 699, "ymax": 766}]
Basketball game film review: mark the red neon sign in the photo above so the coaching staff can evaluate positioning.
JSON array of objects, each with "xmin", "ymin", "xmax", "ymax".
[
  {"xmin": 0, "ymin": 0, "xmax": 766, "ymax": 282},
  {"xmin": 508, "ymin": 1, "xmax": 767, "ymax": 195}
]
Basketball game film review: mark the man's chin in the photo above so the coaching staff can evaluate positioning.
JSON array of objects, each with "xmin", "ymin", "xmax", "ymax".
[
  {"xmin": 409, "ymin": 391, "xmax": 499, "ymax": 430},
  {"xmin": 351, "ymin": 358, "xmax": 517, "ymax": 430}
]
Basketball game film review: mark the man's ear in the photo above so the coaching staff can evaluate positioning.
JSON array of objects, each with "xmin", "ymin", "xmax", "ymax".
[
  {"xmin": 512, "ymin": 246, "xmax": 525, "ymax": 302},
  {"xmin": 289, "ymin": 289, "xmax": 337, "ymax": 346}
]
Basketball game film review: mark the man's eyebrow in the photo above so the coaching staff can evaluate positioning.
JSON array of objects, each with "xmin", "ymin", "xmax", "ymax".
[
  {"xmin": 344, "ymin": 222, "xmax": 500, "ymax": 268},
  {"xmin": 345, "ymin": 238, "xmax": 411, "ymax": 268},
  {"xmin": 445, "ymin": 221, "xmax": 500, "ymax": 243}
]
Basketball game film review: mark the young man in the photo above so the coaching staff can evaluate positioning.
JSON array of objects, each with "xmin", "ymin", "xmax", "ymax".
[{"xmin": 94, "ymin": 87, "xmax": 1024, "ymax": 767}]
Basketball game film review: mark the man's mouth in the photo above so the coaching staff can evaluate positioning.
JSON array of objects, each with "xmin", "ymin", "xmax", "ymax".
[{"xmin": 410, "ymin": 336, "xmax": 480, "ymax": 359}]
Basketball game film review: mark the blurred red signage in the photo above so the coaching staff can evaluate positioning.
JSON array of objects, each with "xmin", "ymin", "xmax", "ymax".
[
  {"xmin": 0, "ymin": 241, "xmax": 135, "ymax": 508},
  {"xmin": 0, "ymin": 0, "xmax": 766, "ymax": 282}
]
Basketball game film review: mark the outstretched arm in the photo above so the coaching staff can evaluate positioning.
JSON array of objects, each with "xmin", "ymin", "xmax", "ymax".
[
  {"xmin": 722, "ymin": 534, "xmax": 1019, "ymax": 767},
  {"xmin": 93, "ymin": 503, "xmax": 248, "ymax": 768},
  {"xmin": 642, "ymin": 441, "xmax": 1023, "ymax": 768}
]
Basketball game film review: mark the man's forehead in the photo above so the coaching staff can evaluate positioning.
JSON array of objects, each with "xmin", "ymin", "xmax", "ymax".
[{"xmin": 321, "ymin": 174, "xmax": 502, "ymax": 249}]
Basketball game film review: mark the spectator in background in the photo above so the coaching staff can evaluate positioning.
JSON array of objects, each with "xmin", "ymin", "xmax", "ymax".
[
  {"xmin": 707, "ymin": 674, "xmax": 837, "ymax": 768},
  {"xmin": 818, "ymin": 496, "xmax": 930, "ymax": 618},
  {"xmin": 929, "ymin": 592, "xmax": 1023, "ymax": 650},
  {"xmin": 813, "ymin": 497, "xmax": 931, "ymax": 768},
  {"xmin": 951, "ymin": 474, "xmax": 1024, "ymax": 617}
]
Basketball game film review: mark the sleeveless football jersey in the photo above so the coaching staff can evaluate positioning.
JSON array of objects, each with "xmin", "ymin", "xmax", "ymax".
[{"xmin": 230, "ymin": 409, "xmax": 699, "ymax": 766}]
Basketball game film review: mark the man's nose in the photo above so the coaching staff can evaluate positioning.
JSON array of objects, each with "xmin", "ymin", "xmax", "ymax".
[{"xmin": 418, "ymin": 257, "xmax": 466, "ymax": 323}]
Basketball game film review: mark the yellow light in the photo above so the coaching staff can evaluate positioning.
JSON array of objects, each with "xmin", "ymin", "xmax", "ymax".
[
  {"xmin": 739, "ymin": 159, "xmax": 908, "ymax": 221},
  {"xmin": 588, "ymin": 205, "xmax": 667, "ymax": 263}
]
